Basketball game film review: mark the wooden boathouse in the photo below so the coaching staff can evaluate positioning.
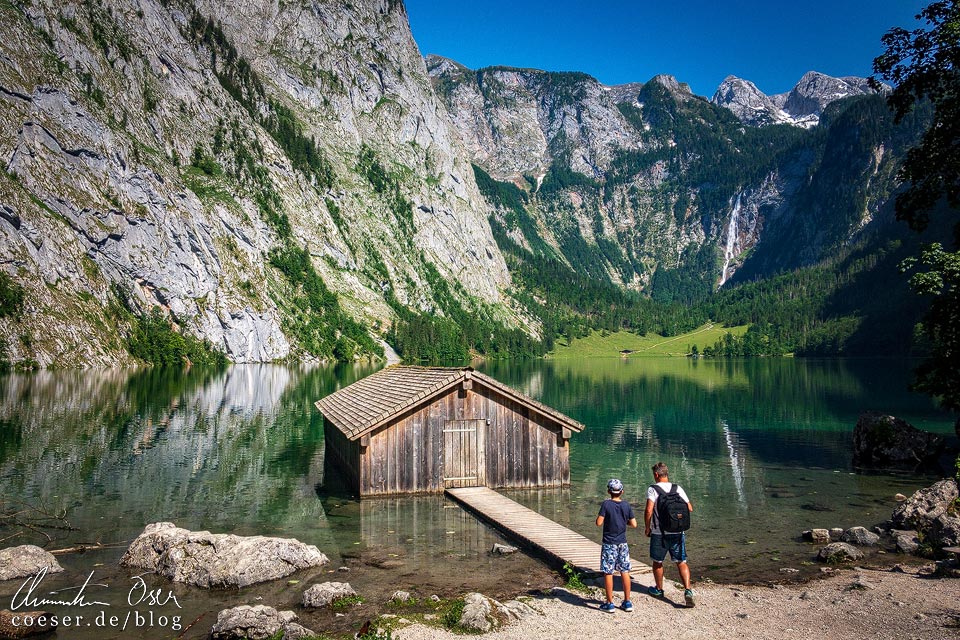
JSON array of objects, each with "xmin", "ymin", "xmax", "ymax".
[{"xmin": 315, "ymin": 366, "xmax": 585, "ymax": 497}]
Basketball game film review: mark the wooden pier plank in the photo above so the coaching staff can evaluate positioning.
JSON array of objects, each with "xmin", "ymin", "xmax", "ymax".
[{"xmin": 445, "ymin": 487, "xmax": 650, "ymax": 576}]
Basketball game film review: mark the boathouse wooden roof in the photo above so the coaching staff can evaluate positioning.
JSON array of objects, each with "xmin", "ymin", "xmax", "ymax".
[{"xmin": 315, "ymin": 365, "xmax": 585, "ymax": 441}]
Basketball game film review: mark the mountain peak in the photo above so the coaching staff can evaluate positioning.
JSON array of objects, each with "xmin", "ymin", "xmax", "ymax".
[
  {"xmin": 650, "ymin": 74, "xmax": 693, "ymax": 98},
  {"xmin": 425, "ymin": 54, "xmax": 469, "ymax": 77},
  {"xmin": 714, "ymin": 70, "xmax": 879, "ymax": 128},
  {"xmin": 711, "ymin": 76, "xmax": 792, "ymax": 127}
]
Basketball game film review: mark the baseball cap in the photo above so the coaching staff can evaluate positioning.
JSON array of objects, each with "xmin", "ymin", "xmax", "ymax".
[{"xmin": 607, "ymin": 478, "xmax": 623, "ymax": 493}]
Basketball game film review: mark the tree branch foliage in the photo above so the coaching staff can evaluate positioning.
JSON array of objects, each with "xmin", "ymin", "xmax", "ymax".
[
  {"xmin": 872, "ymin": 0, "xmax": 960, "ymax": 237},
  {"xmin": 873, "ymin": 1, "xmax": 960, "ymax": 410}
]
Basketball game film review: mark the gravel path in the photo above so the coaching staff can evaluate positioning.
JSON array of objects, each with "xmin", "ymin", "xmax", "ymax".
[{"xmin": 396, "ymin": 569, "xmax": 960, "ymax": 640}]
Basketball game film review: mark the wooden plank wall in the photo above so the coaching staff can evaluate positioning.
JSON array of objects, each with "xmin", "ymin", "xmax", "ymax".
[
  {"xmin": 359, "ymin": 395, "xmax": 446, "ymax": 496},
  {"xmin": 475, "ymin": 385, "xmax": 570, "ymax": 489},
  {"xmin": 353, "ymin": 384, "xmax": 570, "ymax": 496}
]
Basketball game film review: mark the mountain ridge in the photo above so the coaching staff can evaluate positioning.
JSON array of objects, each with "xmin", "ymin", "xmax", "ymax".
[{"xmin": 0, "ymin": 2, "xmax": 931, "ymax": 368}]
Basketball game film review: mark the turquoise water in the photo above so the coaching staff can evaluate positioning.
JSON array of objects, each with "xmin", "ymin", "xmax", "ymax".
[{"xmin": 0, "ymin": 359, "xmax": 955, "ymax": 637}]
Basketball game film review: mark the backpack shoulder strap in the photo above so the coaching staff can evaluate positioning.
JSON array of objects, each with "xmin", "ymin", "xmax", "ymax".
[
  {"xmin": 669, "ymin": 483, "xmax": 678, "ymax": 494},
  {"xmin": 651, "ymin": 484, "xmax": 667, "ymax": 497}
]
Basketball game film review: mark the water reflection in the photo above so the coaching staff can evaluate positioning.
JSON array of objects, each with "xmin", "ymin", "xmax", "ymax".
[
  {"xmin": 721, "ymin": 421, "xmax": 749, "ymax": 510},
  {"xmin": 0, "ymin": 358, "xmax": 955, "ymax": 592},
  {"xmin": 0, "ymin": 364, "xmax": 380, "ymax": 545}
]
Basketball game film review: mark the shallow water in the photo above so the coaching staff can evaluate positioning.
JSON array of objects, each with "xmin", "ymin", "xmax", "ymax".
[{"xmin": 0, "ymin": 359, "xmax": 955, "ymax": 637}]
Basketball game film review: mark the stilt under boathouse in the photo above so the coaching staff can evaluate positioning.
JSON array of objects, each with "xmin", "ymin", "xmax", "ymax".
[{"xmin": 315, "ymin": 366, "xmax": 585, "ymax": 497}]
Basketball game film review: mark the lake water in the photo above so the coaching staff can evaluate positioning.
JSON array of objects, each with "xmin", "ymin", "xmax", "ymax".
[{"xmin": 0, "ymin": 358, "xmax": 955, "ymax": 637}]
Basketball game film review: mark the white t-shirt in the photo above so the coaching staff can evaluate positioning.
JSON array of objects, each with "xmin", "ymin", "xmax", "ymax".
[{"xmin": 646, "ymin": 481, "xmax": 690, "ymax": 535}]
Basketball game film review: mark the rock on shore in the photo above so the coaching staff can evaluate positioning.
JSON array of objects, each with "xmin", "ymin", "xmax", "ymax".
[
  {"xmin": 119, "ymin": 523, "xmax": 328, "ymax": 588},
  {"xmin": 841, "ymin": 527, "xmax": 880, "ymax": 546},
  {"xmin": 210, "ymin": 605, "xmax": 314, "ymax": 640},
  {"xmin": 817, "ymin": 542, "xmax": 864, "ymax": 563},
  {"xmin": 301, "ymin": 582, "xmax": 357, "ymax": 608},
  {"xmin": 891, "ymin": 479, "xmax": 960, "ymax": 549},
  {"xmin": 458, "ymin": 592, "xmax": 539, "ymax": 632},
  {"xmin": 0, "ymin": 609, "xmax": 57, "ymax": 638},
  {"xmin": 0, "ymin": 546, "xmax": 63, "ymax": 581}
]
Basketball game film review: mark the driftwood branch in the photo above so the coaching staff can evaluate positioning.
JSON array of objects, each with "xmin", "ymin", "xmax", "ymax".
[
  {"xmin": 0, "ymin": 498, "xmax": 77, "ymax": 546},
  {"xmin": 48, "ymin": 540, "xmax": 129, "ymax": 555}
]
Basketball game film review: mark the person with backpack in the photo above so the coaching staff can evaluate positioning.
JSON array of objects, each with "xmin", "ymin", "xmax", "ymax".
[
  {"xmin": 595, "ymin": 478, "xmax": 638, "ymax": 612},
  {"xmin": 644, "ymin": 461, "xmax": 695, "ymax": 607}
]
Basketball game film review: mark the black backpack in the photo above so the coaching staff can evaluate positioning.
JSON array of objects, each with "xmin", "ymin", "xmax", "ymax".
[{"xmin": 652, "ymin": 484, "xmax": 690, "ymax": 533}]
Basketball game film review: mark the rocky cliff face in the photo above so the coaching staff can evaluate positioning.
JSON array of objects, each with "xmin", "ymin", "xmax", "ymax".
[
  {"xmin": 426, "ymin": 54, "xmax": 640, "ymax": 181},
  {"xmin": 0, "ymin": 0, "xmax": 510, "ymax": 367},
  {"xmin": 432, "ymin": 58, "xmax": 918, "ymax": 296}
]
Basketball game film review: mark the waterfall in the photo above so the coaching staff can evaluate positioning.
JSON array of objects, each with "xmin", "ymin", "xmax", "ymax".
[{"xmin": 719, "ymin": 192, "xmax": 742, "ymax": 287}]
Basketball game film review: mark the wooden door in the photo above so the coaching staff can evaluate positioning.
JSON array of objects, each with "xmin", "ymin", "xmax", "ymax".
[{"xmin": 443, "ymin": 419, "xmax": 485, "ymax": 488}]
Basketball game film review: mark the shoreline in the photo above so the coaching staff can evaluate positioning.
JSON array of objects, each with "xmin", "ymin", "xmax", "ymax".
[{"xmin": 393, "ymin": 565, "xmax": 960, "ymax": 640}]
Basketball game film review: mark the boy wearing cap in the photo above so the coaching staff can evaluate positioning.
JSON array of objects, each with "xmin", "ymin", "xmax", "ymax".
[{"xmin": 595, "ymin": 478, "xmax": 638, "ymax": 612}]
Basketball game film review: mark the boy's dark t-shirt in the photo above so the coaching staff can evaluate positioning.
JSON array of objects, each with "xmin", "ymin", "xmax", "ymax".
[{"xmin": 598, "ymin": 499, "xmax": 634, "ymax": 544}]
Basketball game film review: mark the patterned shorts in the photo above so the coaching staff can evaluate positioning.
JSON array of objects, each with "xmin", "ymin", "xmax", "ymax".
[{"xmin": 600, "ymin": 543, "xmax": 631, "ymax": 574}]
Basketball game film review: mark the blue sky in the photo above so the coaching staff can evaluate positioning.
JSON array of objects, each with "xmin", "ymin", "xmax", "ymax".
[{"xmin": 404, "ymin": 0, "xmax": 929, "ymax": 97}]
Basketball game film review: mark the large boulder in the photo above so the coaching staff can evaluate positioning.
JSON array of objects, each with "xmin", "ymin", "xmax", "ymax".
[
  {"xmin": 853, "ymin": 412, "xmax": 955, "ymax": 473},
  {"xmin": 817, "ymin": 542, "xmax": 864, "ymax": 563},
  {"xmin": 0, "ymin": 546, "xmax": 63, "ymax": 581},
  {"xmin": 841, "ymin": 526, "xmax": 880, "ymax": 546},
  {"xmin": 301, "ymin": 582, "xmax": 357, "ymax": 608},
  {"xmin": 209, "ymin": 605, "xmax": 310, "ymax": 640},
  {"xmin": 892, "ymin": 479, "xmax": 959, "ymax": 529},
  {"xmin": 119, "ymin": 523, "xmax": 328, "ymax": 588}
]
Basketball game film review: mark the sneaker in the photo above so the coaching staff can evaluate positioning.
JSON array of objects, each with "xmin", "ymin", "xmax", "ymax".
[
  {"xmin": 647, "ymin": 586, "xmax": 665, "ymax": 598},
  {"xmin": 621, "ymin": 600, "xmax": 633, "ymax": 612},
  {"xmin": 599, "ymin": 602, "xmax": 616, "ymax": 613},
  {"xmin": 684, "ymin": 589, "xmax": 695, "ymax": 607}
]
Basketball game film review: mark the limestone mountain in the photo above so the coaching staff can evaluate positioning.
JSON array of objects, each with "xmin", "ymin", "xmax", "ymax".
[
  {"xmin": 713, "ymin": 70, "xmax": 884, "ymax": 128},
  {"xmin": 0, "ymin": 1, "xmax": 934, "ymax": 369},
  {"xmin": 711, "ymin": 75, "xmax": 793, "ymax": 127},
  {"xmin": 0, "ymin": 0, "xmax": 513, "ymax": 367},
  {"xmin": 430, "ymin": 58, "xmax": 926, "ymax": 301}
]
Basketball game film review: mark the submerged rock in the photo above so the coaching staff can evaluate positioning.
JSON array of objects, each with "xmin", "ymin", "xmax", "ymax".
[
  {"xmin": 119, "ymin": 523, "xmax": 328, "ymax": 588},
  {"xmin": 853, "ymin": 412, "xmax": 955, "ymax": 473},
  {"xmin": 0, "ymin": 546, "xmax": 63, "ymax": 581},
  {"xmin": 301, "ymin": 582, "xmax": 356, "ymax": 609},
  {"xmin": 209, "ymin": 605, "xmax": 308, "ymax": 640},
  {"xmin": 817, "ymin": 542, "xmax": 864, "ymax": 563},
  {"xmin": 491, "ymin": 543, "xmax": 518, "ymax": 555}
]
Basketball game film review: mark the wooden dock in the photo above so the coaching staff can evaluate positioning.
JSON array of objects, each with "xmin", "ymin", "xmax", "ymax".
[{"xmin": 445, "ymin": 486, "xmax": 650, "ymax": 575}]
